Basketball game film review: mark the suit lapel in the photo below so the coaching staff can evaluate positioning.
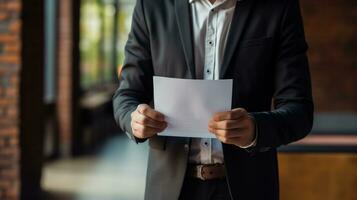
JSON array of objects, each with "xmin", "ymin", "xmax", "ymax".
[
  {"xmin": 220, "ymin": 0, "xmax": 255, "ymax": 79},
  {"xmin": 175, "ymin": 0, "xmax": 196, "ymax": 79}
]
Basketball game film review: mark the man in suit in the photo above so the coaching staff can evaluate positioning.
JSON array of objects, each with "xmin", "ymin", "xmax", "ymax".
[{"xmin": 113, "ymin": 0, "xmax": 313, "ymax": 199}]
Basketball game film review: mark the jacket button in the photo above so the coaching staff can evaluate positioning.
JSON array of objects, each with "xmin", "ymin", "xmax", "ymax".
[{"xmin": 184, "ymin": 144, "xmax": 189, "ymax": 149}]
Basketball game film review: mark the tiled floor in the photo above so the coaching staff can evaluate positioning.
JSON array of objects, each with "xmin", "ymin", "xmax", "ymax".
[{"xmin": 42, "ymin": 135, "xmax": 149, "ymax": 200}]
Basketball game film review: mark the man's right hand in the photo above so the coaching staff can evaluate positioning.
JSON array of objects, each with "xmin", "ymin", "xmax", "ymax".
[{"xmin": 130, "ymin": 104, "xmax": 167, "ymax": 139}]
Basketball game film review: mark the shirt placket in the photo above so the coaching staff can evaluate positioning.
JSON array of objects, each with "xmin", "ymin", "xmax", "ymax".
[
  {"xmin": 204, "ymin": 8, "xmax": 216, "ymax": 80},
  {"xmin": 201, "ymin": 6, "xmax": 218, "ymax": 164}
]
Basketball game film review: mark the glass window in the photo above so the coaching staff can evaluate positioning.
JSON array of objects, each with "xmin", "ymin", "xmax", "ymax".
[
  {"xmin": 80, "ymin": 0, "xmax": 117, "ymax": 89},
  {"xmin": 117, "ymin": 0, "xmax": 135, "ymax": 73}
]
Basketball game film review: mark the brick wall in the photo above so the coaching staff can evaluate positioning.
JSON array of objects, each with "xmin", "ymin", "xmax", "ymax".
[{"xmin": 0, "ymin": 1, "xmax": 21, "ymax": 200}]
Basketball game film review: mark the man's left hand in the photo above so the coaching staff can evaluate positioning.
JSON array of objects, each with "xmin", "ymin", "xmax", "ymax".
[{"xmin": 208, "ymin": 108, "xmax": 256, "ymax": 148}]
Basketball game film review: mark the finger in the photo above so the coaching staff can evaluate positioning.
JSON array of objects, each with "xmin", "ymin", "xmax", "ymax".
[
  {"xmin": 131, "ymin": 122, "xmax": 148, "ymax": 139},
  {"xmin": 134, "ymin": 123, "xmax": 163, "ymax": 134},
  {"xmin": 133, "ymin": 112, "xmax": 167, "ymax": 129},
  {"xmin": 215, "ymin": 135, "xmax": 230, "ymax": 144},
  {"xmin": 209, "ymin": 117, "xmax": 252, "ymax": 130},
  {"xmin": 208, "ymin": 119, "xmax": 244, "ymax": 130},
  {"xmin": 213, "ymin": 108, "xmax": 246, "ymax": 121},
  {"xmin": 215, "ymin": 135, "xmax": 238, "ymax": 144},
  {"xmin": 209, "ymin": 127, "xmax": 244, "ymax": 138},
  {"xmin": 132, "ymin": 123, "xmax": 164, "ymax": 138},
  {"xmin": 137, "ymin": 104, "xmax": 165, "ymax": 121}
]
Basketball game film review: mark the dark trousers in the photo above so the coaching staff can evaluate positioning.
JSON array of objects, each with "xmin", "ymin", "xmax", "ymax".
[{"xmin": 179, "ymin": 177, "xmax": 231, "ymax": 200}]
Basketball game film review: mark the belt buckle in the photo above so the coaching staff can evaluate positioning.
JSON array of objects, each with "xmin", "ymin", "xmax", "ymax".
[{"xmin": 197, "ymin": 165, "xmax": 207, "ymax": 180}]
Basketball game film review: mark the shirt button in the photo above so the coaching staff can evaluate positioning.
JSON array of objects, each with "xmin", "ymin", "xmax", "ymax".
[
  {"xmin": 209, "ymin": 41, "xmax": 213, "ymax": 45},
  {"xmin": 206, "ymin": 69, "xmax": 211, "ymax": 74}
]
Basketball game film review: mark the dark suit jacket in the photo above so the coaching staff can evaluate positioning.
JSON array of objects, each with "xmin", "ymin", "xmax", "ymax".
[{"xmin": 113, "ymin": 0, "xmax": 314, "ymax": 199}]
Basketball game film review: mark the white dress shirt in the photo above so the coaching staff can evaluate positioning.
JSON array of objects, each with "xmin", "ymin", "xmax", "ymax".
[{"xmin": 188, "ymin": 0, "xmax": 237, "ymax": 164}]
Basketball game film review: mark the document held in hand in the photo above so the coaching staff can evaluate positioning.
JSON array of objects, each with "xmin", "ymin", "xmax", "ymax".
[{"xmin": 153, "ymin": 76, "xmax": 233, "ymax": 138}]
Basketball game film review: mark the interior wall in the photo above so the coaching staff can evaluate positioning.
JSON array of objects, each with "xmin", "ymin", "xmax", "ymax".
[{"xmin": 0, "ymin": 1, "xmax": 21, "ymax": 200}]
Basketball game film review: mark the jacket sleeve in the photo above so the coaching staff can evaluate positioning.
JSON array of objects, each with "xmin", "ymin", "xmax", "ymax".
[
  {"xmin": 251, "ymin": 0, "xmax": 314, "ymax": 150},
  {"xmin": 112, "ymin": 0, "xmax": 152, "ymax": 143}
]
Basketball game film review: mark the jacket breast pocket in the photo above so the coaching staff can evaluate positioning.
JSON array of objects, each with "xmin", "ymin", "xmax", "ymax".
[{"xmin": 240, "ymin": 36, "xmax": 274, "ymax": 48}]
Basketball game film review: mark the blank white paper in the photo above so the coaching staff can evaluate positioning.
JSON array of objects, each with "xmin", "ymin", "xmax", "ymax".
[{"xmin": 154, "ymin": 76, "xmax": 233, "ymax": 138}]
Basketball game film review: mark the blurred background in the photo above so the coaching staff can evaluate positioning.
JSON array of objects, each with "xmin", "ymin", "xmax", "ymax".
[{"xmin": 0, "ymin": 0, "xmax": 356, "ymax": 200}]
